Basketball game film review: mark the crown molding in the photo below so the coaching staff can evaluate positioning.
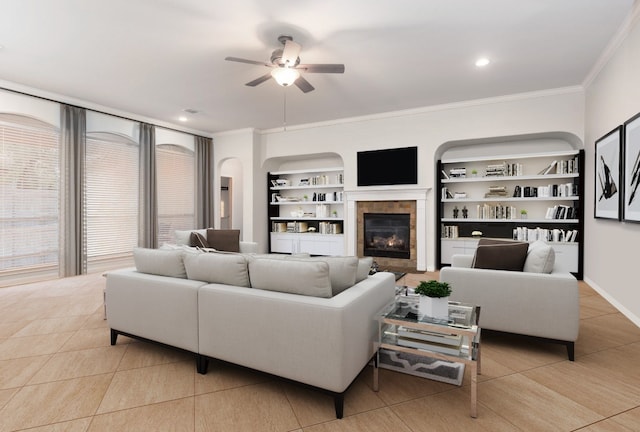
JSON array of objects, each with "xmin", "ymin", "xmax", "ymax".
[
  {"xmin": 258, "ymin": 86, "xmax": 584, "ymax": 135},
  {"xmin": 583, "ymin": 1, "xmax": 640, "ymax": 88}
]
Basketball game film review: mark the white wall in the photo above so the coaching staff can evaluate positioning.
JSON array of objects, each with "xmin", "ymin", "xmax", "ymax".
[
  {"xmin": 253, "ymin": 89, "xmax": 585, "ymax": 269},
  {"xmin": 212, "ymin": 129, "xmax": 263, "ymax": 246},
  {"xmin": 585, "ymin": 8, "xmax": 640, "ymax": 325}
]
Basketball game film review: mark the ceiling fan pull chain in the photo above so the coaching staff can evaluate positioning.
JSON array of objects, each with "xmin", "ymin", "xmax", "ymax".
[{"xmin": 283, "ymin": 88, "xmax": 287, "ymax": 131}]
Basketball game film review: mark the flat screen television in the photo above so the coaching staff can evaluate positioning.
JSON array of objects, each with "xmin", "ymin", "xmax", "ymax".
[{"xmin": 357, "ymin": 146, "xmax": 418, "ymax": 186}]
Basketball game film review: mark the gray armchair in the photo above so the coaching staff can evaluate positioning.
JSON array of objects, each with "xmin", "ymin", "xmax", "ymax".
[{"xmin": 439, "ymin": 249, "xmax": 579, "ymax": 360}]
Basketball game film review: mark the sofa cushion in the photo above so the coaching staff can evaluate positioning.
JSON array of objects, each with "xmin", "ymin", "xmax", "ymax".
[
  {"xmin": 206, "ymin": 229, "xmax": 240, "ymax": 252},
  {"xmin": 248, "ymin": 258, "xmax": 332, "ymax": 298},
  {"xmin": 133, "ymin": 248, "xmax": 187, "ymax": 278},
  {"xmin": 190, "ymin": 232, "xmax": 210, "ymax": 249},
  {"xmin": 309, "ymin": 256, "xmax": 359, "ymax": 296},
  {"xmin": 524, "ymin": 240, "xmax": 556, "ymax": 273},
  {"xmin": 356, "ymin": 257, "xmax": 373, "ymax": 283},
  {"xmin": 472, "ymin": 241, "xmax": 529, "ymax": 271},
  {"xmin": 183, "ymin": 252, "xmax": 250, "ymax": 287},
  {"xmin": 175, "ymin": 229, "xmax": 207, "ymax": 246}
]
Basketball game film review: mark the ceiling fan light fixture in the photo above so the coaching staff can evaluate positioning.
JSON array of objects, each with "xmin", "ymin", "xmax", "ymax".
[
  {"xmin": 475, "ymin": 57, "xmax": 490, "ymax": 67},
  {"xmin": 271, "ymin": 67, "xmax": 300, "ymax": 87}
]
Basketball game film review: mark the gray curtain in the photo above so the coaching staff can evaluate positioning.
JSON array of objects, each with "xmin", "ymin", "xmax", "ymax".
[
  {"xmin": 139, "ymin": 123, "xmax": 158, "ymax": 248},
  {"xmin": 60, "ymin": 105, "xmax": 86, "ymax": 276},
  {"xmin": 195, "ymin": 136, "xmax": 214, "ymax": 228}
]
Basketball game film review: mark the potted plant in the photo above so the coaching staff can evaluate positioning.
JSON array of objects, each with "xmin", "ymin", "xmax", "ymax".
[
  {"xmin": 303, "ymin": 194, "xmax": 309, "ymax": 201},
  {"xmin": 520, "ymin": 209, "xmax": 528, "ymax": 219},
  {"xmin": 471, "ymin": 169, "xmax": 478, "ymax": 177},
  {"xmin": 414, "ymin": 280, "xmax": 452, "ymax": 319}
]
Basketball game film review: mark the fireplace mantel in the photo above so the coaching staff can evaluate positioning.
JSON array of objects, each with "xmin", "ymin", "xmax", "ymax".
[{"xmin": 344, "ymin": 188, "xmax": 431, "ymax": 271}]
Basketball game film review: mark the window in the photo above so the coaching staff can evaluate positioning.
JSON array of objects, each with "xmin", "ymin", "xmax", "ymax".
[
  {"xmin": 156, "ymin": 143, "xmax": 195, "ymax": 244},
  {"xmin": 0, "ymin": 114, "xmax": 59, "ymax": 276},
  {"xmin": 85, "ymin": 132, "xmax": 139, "ymax": 271}
]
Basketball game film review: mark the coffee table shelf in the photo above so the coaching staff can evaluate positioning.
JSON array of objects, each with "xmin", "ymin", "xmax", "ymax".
[{"xmin": 373, "ymin": 299, "xmax": 481, "ymax": 418}]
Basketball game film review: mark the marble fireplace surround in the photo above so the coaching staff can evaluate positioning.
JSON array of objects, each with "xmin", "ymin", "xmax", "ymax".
[{"xmin": 345, "ymin": 189, "xmax": 430, "ymax": 271}]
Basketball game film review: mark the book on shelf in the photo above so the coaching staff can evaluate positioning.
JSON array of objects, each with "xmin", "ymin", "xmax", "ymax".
[
  {"xmin": 441, "ymin": 169, "xmax": 450, "ymax": 179},
  {"xmin": 538, "ymin": 160, "xmax": 558, "ymax": 175},
  {"xmin": 397, "ymin": 335, "xmax": 463, "ymax": 356},
  {"xmin": 397, "ymin": 326, "xmax": 463, "ymax": 346},
  {"xmin": 448, "ymin": 168, "xmax": 466, "ymax": 178}
]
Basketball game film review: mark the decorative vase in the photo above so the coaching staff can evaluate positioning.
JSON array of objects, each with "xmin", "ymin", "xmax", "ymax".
[{"xmin": 419, "ymin": 296, "xmax": 449, "ymax": 320}]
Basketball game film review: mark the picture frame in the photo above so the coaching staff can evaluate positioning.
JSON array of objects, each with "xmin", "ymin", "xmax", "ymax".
[
  {"xmin": 623, "ymin": 112, "xmax": 640, "ymax": 222},
  {"xmin": 594, "ymin": 126, "xmax": 622, "ymax": 220}
]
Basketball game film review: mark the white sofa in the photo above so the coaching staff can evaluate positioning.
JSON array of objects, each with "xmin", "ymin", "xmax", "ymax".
[
  {"xmin": 439, "ymin": 240, "xmax": 579, "ymax": 360},
  {"xmin": 105, "ymin": 249, "xmax": 395, "ymax": 418}
]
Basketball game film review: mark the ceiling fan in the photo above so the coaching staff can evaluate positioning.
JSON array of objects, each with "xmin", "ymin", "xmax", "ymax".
[{"xmin": 225, "ymin": 35, "xmax": 345, "ymax": 93}]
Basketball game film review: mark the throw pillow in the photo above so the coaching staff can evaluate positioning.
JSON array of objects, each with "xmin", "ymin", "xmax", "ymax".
[
  {"xmin": 206, "ymin": 229, "xmax": 240, "ymax": 252},
  {"xmin": 183, "ymin": 252, "xmax": 250, "ymax": 287},
  {"xmin": 248, "ymin": 258, "xmax": 332, "ymax": 298},
  {"xmin": 190, "ymin": 232, "xmax": 210, "ymax": 248},
  {"xmin": 356, "ymin": 257, "xmax": 373, "ymax": 283},
  {"xmin": 523, "ymin": 240, "xmax": 556, "ymax": 273},
  {"xmin": 133, "ymin": 248, "xmax": 187, "ymax": 278},
  {"xmin": 174, "ymin": 228, "xmax": 208, "ymax": 246},
  {"xmin": 308, "ymin": 256, "xmax": 359, "ymax": 296},
  {"xmin": 472, "ymin": 241, "xmax": 529, "ymax": 271}
]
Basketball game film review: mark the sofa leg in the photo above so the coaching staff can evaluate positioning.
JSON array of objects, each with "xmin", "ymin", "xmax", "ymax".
[
  {"xmin": 197, "ymin": 355, "xmax": 209, "ymax": 374},
  {"xmin": 566, "ymin": 342, "xmax": 575, "ymax": 361},
  {"xmin": 110, "ymin": 329, "xmax": 118, "ymax": 346},
  {"xmin": 334, "ymin": 394, "xmax": 344, "ymax": 419}
]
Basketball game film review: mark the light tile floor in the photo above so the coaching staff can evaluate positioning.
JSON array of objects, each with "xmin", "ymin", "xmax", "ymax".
[{"xmin": 0, "ymin": 272, "xmax": 639, "ymax": 431}]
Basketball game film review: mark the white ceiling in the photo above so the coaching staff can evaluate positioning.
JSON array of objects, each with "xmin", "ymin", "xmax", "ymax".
[{"xmin": 0, "ymin": 0, "xmax": 634, "ymax": 135}]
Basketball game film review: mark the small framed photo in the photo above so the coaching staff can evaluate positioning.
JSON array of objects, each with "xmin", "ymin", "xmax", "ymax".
[
  {"xmin": 623, "ymin": 112, "xmax": 640, "ymax": 222},
  {"xmin": 595, "ymin": 126, "xmax": 622, "ymax": 220}
]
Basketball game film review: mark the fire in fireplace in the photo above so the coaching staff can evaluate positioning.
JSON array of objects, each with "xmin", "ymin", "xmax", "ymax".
[{"xmin": 363, "ymin": 213, "xmax": 410, "ymax": 259}]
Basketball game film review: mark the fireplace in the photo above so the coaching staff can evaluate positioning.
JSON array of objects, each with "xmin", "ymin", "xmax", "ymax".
[{"xmin": 363, "ymin": 213, "xmax": 411, "ymax": 259}]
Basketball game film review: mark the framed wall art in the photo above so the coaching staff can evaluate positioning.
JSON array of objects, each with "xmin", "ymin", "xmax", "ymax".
[
  {"xmin": 623, "ymin": 112, "xmax": 640, "ymax": 222},
  {"xmin": 595, "ymin": 126, "xmax": 622, "ymax": 220}
]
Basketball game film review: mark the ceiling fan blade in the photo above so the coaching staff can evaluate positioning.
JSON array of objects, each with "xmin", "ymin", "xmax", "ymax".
[
  {"xmin": 225, "ymin": 56, "xmax": 271, "ymax": 67},
  {"xmin": 298, "ymin": 64, "xmax": 345, "ymax": 73},
  {"xmin": 294, "ymin": 76, "xmax": 315, "ymax": 93},
  {"xmin": 282, "ymin": 40, "xmax": 302, "ymax": 66},
  {"xmin": 245, "ymin": 73, "xmax": 273, "ymax": 87}
]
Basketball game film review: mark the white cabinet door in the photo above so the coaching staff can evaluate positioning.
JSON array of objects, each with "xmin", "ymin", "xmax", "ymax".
[
  {"xmin": 441, "ymin": 239, "xmax": 473, "ymax": 264},
  {"xmin": 298, "ymin": 235, "xmax": 344, "ymax": 256},
  {"xmin": 270, "ymin": 233, "xmax": 295, "ymax": 253}
]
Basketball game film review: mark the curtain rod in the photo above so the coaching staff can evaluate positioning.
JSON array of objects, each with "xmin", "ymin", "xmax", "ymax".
[{"xmin": 0, "ymin": 85, "xmax": 211, "ymax": 140}]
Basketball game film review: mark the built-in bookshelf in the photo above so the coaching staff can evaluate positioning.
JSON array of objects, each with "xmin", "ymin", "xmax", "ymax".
[
  {"xmin": 268, "ymin": 167, "xmax": 345, "ymax": 255},
  {"xmin": 437, "ymin": 150, "xmax": 584, "ymax": 278}
]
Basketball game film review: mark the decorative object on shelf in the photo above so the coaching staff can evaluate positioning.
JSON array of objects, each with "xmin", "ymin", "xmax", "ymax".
[
  {"xmin": 470, "ymin": 169, "xmax": 478, "ymax": 177},
  {"xmin": 520, "ymin": 209, "xmax": 527, "ymax": 219},
  {"xmin": 623, "ymin": 112, "xmax": 640, "ymax": 222},
  {"xmin": 462, "ymin": 206, "xmax": 468, "ymax": 219},
  {"xmin": 595, "ymin": 126, "xmax": 622, "ymax": 220},
  {"xmin": 332, "ymin": 210, "xmax": 338, "ymax": 218},
  {"xmin": 303, "ymin": 194, "xmax": 308, "ymax": 201},
  {"xmin": 414, "ymin": 280, "xmax": 452, "ymax": 320},
  {"xmin": 471, "ymin": 231, "xmax": 483, "ymax": 238},
  {"xmin": 453, "ymin": 206, "xmax": 459, "ymax": 219}
]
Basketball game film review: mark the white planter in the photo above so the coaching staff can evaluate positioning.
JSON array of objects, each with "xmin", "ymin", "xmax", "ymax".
[{"xmin": 419, "ymin": 296, "xmax": 449, "ymax": 320}]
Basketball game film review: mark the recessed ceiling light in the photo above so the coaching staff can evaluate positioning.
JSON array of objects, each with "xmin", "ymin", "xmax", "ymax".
[
  {"xmin": 475, "ymin": 57, "xmax": 490, "ymax": 67},
  {"xmin": 178, "ymin": 116, "xmax": 188, "ymax": 122}
]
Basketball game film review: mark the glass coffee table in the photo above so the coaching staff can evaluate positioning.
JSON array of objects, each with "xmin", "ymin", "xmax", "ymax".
[{"xmin": 373, "ymin": 297, "xmax": 481, "ymax": 418}]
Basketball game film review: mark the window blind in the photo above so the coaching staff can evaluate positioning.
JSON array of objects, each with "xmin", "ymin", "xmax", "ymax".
[
  {"xmin": 156, "ymin": 143, "xmax": 195, "ymax": 245},
  {"xmin": 0, "ymin": 115, "xmax": 59, "ymax": 273},
  {"xmin": 85, "ymin": 133, "xmax": 139, "ymax": 270}
]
